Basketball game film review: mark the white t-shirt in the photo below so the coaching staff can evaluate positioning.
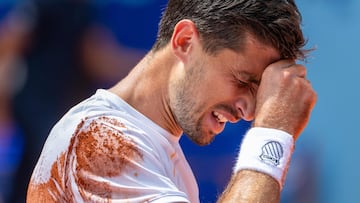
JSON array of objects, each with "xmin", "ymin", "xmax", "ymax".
[{"xmin": 27, "ymin": 89, "xmax": 199, "ymax": 203}]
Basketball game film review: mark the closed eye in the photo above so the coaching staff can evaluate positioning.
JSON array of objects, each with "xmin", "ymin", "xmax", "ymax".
[
  {"xmin": 237, "ymin": 79, "xmax": 249, "ymax": 88},
  {"xmin": 235, "ymin": 78, "xmax": 257, "ymax": 96},
  {"xmin": 230, "ymin": 69, "xmax": 260, "ymax": 96}
]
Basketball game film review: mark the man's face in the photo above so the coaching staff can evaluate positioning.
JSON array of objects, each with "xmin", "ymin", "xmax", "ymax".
[{"xmin": 170, "ymin": 36, "xmax": 280, "ymax": 145}]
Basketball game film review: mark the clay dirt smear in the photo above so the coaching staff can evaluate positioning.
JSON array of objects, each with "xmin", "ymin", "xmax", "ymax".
[{"xmin": 27, "ymin": 116, "xmax": 143, "ymax": 203}]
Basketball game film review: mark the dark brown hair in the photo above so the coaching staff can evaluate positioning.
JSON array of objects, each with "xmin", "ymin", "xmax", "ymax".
[{"xmin": 152, "ymin": 0, "xmax": 308, "ymax": 59}]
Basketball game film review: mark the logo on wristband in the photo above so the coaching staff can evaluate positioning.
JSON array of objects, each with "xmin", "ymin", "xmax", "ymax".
[{"xmin": 260, "ymin": 141, "xmax": 283, "ymax": 166}]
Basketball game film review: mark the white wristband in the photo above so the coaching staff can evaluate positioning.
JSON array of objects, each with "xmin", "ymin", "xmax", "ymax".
[{"xmin": 234, "ymin": 127, "xmax": 295, "ymax": 189}]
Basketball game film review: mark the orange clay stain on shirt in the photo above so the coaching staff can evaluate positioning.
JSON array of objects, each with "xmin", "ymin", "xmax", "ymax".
[{"xmin": 27, "ymin": 116, "xmax": 143, "ymax": 203}]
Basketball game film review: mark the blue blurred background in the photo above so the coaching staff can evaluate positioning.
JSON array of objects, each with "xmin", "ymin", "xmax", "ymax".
[{"xmin": 0, "ymin": 0, "xmax": 359, "ymax": 202}]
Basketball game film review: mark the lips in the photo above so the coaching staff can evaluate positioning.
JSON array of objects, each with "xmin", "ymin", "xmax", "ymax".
[
  {"xmin": 203, "ymin": 110, "xmax": 230, "ymax": 135},
  {"xmin": 213, "ymin": 111, "xmax": 228, "ymax": 123},
  {"xmin": 202, "ymin": 109, "xmax": 239, "ymax": 137}
]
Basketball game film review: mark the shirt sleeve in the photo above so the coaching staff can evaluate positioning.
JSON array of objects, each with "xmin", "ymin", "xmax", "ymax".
[{"xmin": 62, "ymin": 116, "xmax": 191, "ymax": 203}]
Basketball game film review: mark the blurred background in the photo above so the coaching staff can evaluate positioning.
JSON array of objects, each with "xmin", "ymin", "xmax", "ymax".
[{"xmin": 0, "ymin": 0, "xmax": 358, "ymax": 202}]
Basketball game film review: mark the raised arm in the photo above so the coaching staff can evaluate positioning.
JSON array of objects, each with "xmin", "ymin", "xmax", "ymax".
[
  {"xmin": 218, "ymin": 60, "xmax": 317, "ymax": 203},
  {"xmin": 218, "ymin": 170, "xmax": 280, "ymax": 203}
]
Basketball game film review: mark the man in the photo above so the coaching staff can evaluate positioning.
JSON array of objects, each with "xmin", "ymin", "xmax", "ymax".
[{"xmin": 27, "ymin": 0, "xmax": 317, "ymax": 202}]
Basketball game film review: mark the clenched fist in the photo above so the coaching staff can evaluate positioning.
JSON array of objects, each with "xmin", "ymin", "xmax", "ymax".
[{"xmin": 254, "ymin": 60, "xmax": 317, "ymax": 140}]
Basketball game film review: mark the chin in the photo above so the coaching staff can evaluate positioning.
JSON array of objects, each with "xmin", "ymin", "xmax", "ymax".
[{"xmin": 187, "ymin": 130, "xmax": 216, "ymax": 146}]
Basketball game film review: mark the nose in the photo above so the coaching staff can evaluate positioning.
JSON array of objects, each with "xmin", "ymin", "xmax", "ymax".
[{"xmin": 235, "ymin": 97, "xmax": 255, "ymax": 121}]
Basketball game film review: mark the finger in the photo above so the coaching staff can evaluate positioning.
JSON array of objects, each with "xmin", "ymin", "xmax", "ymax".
[
  {"xmin": 268, "ymin": 59, "xmax": 295, "ymax": 69},
  {"xmin": 293, "ymin": 64, "xmax": 307, "ymax": 78},
  {"xmin": 283, "ymin": 64, "xmax": 307, "ymax": 78}
]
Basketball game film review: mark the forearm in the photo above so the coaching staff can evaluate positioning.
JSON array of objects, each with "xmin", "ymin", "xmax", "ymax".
[
  {"xmin": 217, "ymin": 170, "xmax": 280, "ymax": 203},
  {"xmin": 216, "ymin": 127, "xmax": 294, "ymax": 203}
]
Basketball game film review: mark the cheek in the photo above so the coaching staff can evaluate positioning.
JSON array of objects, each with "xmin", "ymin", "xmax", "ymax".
[{"xmin": 203, "ymin": 81, "xmax": 239, "ymax": 103}]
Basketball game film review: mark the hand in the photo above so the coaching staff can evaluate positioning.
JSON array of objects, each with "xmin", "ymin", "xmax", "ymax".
[{"xmin": 253, "ymin": 60, "xmax": 317, "ymax": 140}]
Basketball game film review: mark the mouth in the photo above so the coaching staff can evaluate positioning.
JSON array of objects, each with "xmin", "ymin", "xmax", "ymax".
[{"xmin": 212, "ymin": 111, "xmax": 229, "ymax": 123}]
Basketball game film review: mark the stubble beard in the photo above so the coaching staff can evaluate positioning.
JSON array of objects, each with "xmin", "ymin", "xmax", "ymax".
[
  {"xmin": 169, "ymin": 63, "xmax": 215, "ymax": 146},
  {"xmin": 174, "ymin": 99, "xmax": 215, "ymax": 146}
]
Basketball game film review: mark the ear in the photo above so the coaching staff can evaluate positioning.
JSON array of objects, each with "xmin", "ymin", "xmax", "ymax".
[{"xmin": 171, "ymin": 19, "xmax": 199, "ymax": 62}]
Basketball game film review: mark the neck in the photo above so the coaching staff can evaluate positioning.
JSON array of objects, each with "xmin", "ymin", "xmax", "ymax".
[{"xmin": 109, "ymin": 47, "xmax": 183, "ymax": 137}]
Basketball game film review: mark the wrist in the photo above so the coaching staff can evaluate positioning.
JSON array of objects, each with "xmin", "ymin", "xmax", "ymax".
[
  {"xmin": 253, "ymin": 119, "xmax": 295, "ymax": 138},
  {"xmin": 234, "ymin": 127, "xmax": 295, "ymax": 190}
]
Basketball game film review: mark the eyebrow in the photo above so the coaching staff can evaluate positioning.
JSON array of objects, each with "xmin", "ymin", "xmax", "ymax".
[{"xmin": 234, "ymin": 70, "xmax": 261, "ymax": 86}]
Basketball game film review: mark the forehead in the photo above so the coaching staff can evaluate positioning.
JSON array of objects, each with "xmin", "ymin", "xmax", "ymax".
[{"xmin": 215, "ymin": 36, "xmax": 281, "ymax": 81}]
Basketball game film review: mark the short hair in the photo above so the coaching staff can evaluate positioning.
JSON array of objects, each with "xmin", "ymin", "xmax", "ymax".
[{"xmin": 152, "ymin": 0, "xmax": 308, "ymax": 60}]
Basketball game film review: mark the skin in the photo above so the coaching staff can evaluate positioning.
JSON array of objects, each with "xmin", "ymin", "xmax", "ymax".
[{"xmin": 110, "ymin": 19, "xmax": 317, "ymax": 202}]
